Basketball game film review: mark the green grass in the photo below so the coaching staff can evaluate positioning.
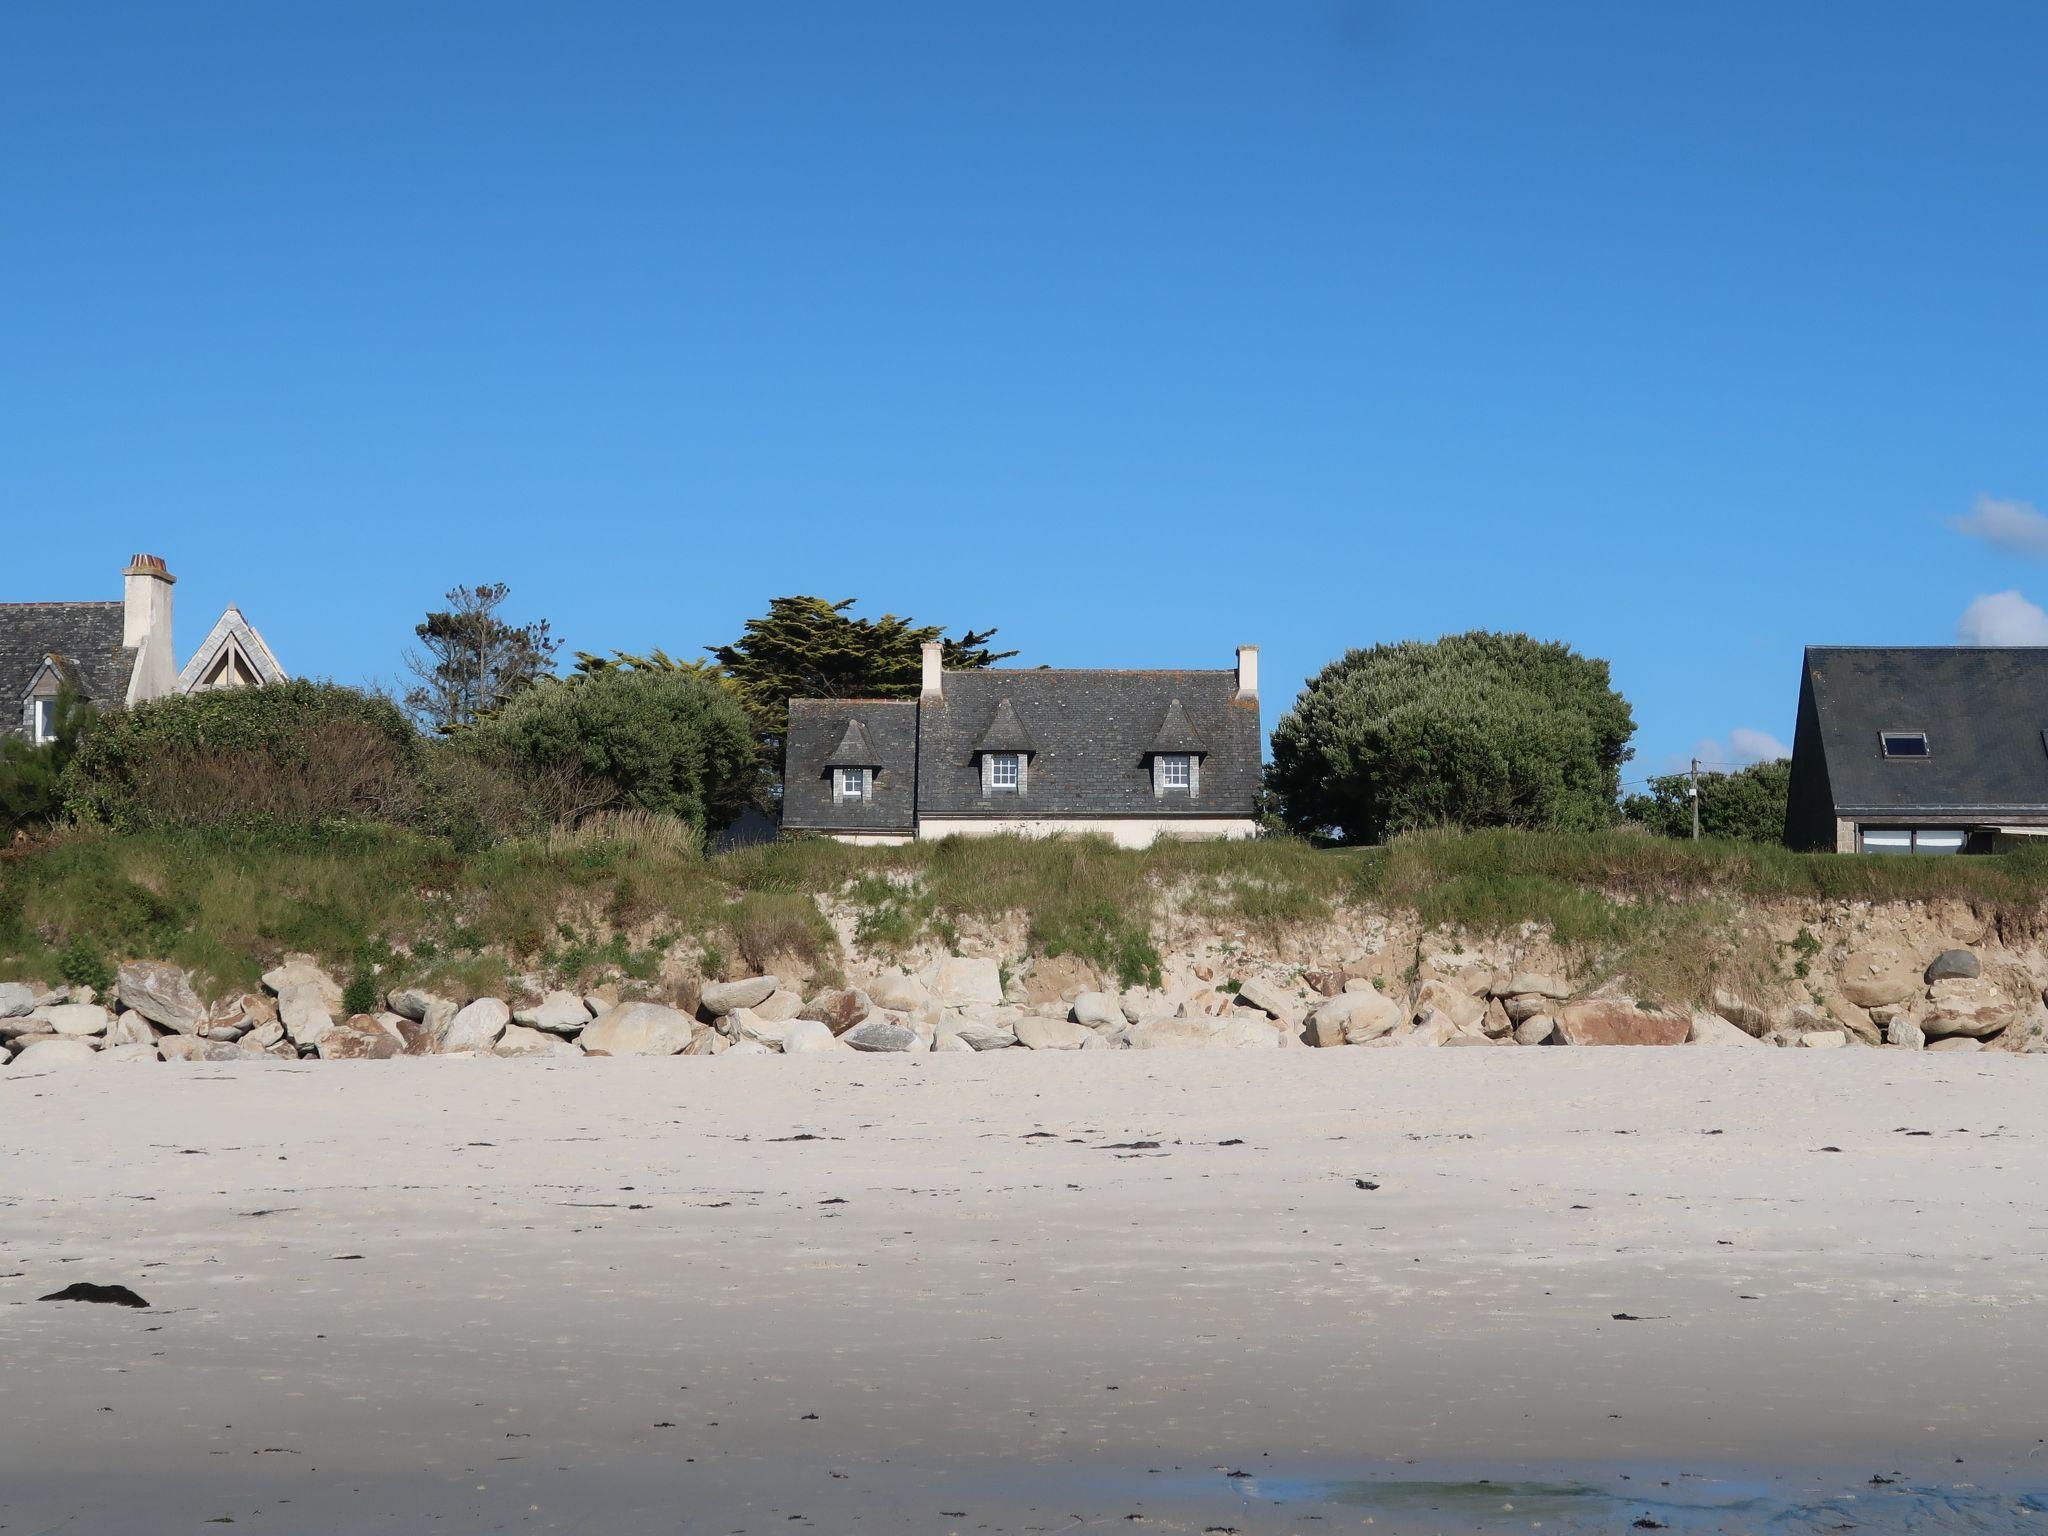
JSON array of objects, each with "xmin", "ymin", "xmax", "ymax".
[{"xmin": 4, "ymin": 822, "xmax": 2046, "ymax": 1004}]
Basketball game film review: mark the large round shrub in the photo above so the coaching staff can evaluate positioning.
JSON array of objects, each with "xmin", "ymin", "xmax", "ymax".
[
  {"xmin": 463, "ymin": 669, "xmax": 757, "ymax": 833},
  {"xmin": 1267, "ymin": 632, "xmax": 1636, "ymax": 843},
  {"xmin": 63, "ymin": 681, "xmax": 422, "ymax": 833}
]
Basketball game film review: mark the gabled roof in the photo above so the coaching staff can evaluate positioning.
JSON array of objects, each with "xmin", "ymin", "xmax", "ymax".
[
  {"xmin": 781, "ymin": 698, "xmax": 918, "ymax": 833},
  {"xmin": 1799, "ymin": 647, "xmax": 2048, "ymax": 813},
  {"xmin": 178, "ymin": 605, "xmax": 288, "ymax": 693},
  {"xmin": 823, "ymin": 716, "xmax": 881, "ymax": 768},
  {"xmin": 0, "ymin": 602, "xmax": 136, "ymax": 714},
  {"xmin": 917, "ymin": 669, "xmax": 1261, "ymax": 820},
  {"xmin": 1146, "ymin": 697, "xmax": 1206, "ymax": 755},
  {"xmin": 972, "ymin": 696, "xmax": 1036, "ymax": 755}
]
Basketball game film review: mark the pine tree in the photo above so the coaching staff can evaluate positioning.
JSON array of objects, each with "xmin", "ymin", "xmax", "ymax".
[{"xmin": 402, "ymin": 583, "xmax": 560, "ymax": 732}]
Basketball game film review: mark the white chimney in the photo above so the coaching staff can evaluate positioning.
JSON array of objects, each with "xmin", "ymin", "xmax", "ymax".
[
  {"xmin": 920, "ymin": 641, "xmax": 944, "ymax": 701},
  {"xmin": 123, "ymin": 553, "xmax": 177, "ymax": 704},
  {"xmin": 1235, "ymin": 644, "xmax": 1259, "ymax": 702}
]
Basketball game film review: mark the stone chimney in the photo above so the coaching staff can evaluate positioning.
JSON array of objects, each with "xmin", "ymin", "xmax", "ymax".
[
  {"xmin": 122, "ymin": 553, "xmax": 177, "ymax": 704},
  {"xmin": 920, "ymin": 641, "xmax": 945, "ymax": 702},
  {"xmin": 1235, "ymin": 644, "xmax": 1259, "ymax": 702}
]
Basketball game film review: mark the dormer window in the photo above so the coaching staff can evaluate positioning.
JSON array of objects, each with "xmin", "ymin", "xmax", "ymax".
[
  {"xmin": 835, "ymin": 767, "xmax": 870, "ymax": 802},
  {"xmin": 987, "ymin": 752, "xmax": 1021, "ymax": 792},
  {"xmin": 1881, "ymin": 731, "xmax": 1929, "ymax": 758},
  {"xmin": 1158, "ymin": 753, "xmax": 1192, "ymax": 791},
  {"xmin": 31, "ymin": 698, "xmax": 57, "ymax": 745}
]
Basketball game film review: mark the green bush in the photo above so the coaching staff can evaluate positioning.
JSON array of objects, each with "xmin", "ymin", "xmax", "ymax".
[
  {"xmin": 1267, "ymin": 632, "xmax": 1637, "ymax": 843},
  {"xmin": 1622, "ymin": 759, "xmax": 1791, "ymax": 844},
  {"xmin": 63, "ymin": 681, "xmax": 422, "ymax": 834},
  {"xmin": 464, "ymin": 669, "xmax": 757, "ymax": 834},
  {"xmin": 58, "ymin": 937, "xmax": 113, "ymax": 995},
  {"xmin": 0, "ymin": 688, "xmax": 95, "ymax": 836}
]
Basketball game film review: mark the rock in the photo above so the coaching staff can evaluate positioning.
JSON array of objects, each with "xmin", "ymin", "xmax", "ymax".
[
  {"xmin": 1687, "ymin": 1012, "xmax": 1762, "ymax": 1047},
  {"xmin": 700, "ymin": 975, "xmax": 779, "ymax": 1016},
  {"xmin": 1071, "ymin": 991, "xmax": 1125, "ymax": 1029},
  {"xmin": 243, "ymin": 1018, "xmax": 286, "ymax": 1050},
  {"xmin": 1125, "ymin": 1016, "xmax": 1223, "ymax": 1050},
  {"xmin": 1400, "ymin": 1011, "xmax": 1457, "ymax": 1047},
  {"xmin": 949, "ymin": 1018, "xmax": 1017, "ymax": 1051},
  {"xmin": 1442, "ymin": 1033, "xmax": 1497, "ymax": 1047},
  {"xmin": 932, "ymin": 1030, "xmax": 977, "ymax": 1052},
  {"xmin": 1307, "ymin": 990, "xmax": 1402, "ymax": 1046},
  {"xmin": 1233, "ymin": 975, "xmax": 1302, "ymax": 1024},
  {"xmin": 1015, "ymin": 1016, "xmax": 1093, "ymax": 1050},
  {"xmin": 437, "ymin": 997, "xmax": 511, "ymax": 1053},
  {"xmin": 581, "ymin": 1002, "xmax": 697, "ymax": 1056},
  {"xmin": 1708, "ymin": 989, "xmax": 1772, "ymax": 1035},
  {"xmin": 1886, "ymin": 1016, "xmax": 1927, "ymax": 1049},
  {"xmin": 386, "ymin": 988, "xmax": 442, "ymax": 1022},
  {"xmin": 1926, "ymin": 1035, "xmax": 1984, "ymax": 1053},
  {"xmin": 1214, "ymin": 1016, "xmax": 1283, "ymax": 1048},
  {"xmin": 800, "ymin": 988, "xmax": 872, "ymax": 1035},
  {"xmin": 930, "ymin": 957, "xmax": 1003, "ymax": 1009},
  {"xmin": 105, "ymin": 1011, "xmax": 157, "ymax": 1048},
  {"xmin": 844, "ymin": 1017, "xmax": 925, "ymax": 1053},
  {"xmin": 1819, "ymin": 991, "xmax": 1883, "ymax": 1046},
  {"xmin": 1554, "ymin": 1000, "xmax": 1689, "ymax": 1047},
  {"xmin": 1917, "ymin": 977, "xmax": 2018, "ymax": 1039},
  {"xmin": 513, "ymin": 991, "xmax": 591, "ymax": 1034},
  {"xmin": 0, "ymin": 981, "xmax": 37, "ymax": 1018},
  {"xmin": 1800, "ymin": 1030, "xmax": 1848, "ymax": 1049},
  {"xmin": 0, "ymin": 1014, "xmax": 52, "ymax": 1042},
  {"xmin": 1513, "ymin": 1014, "xmax": 1557, "ymax": 1046},
  {"xmin": 717, "ymin": 1038, "xmax": 770, "ymax": 1057},
  {"xmin": 1838, "ymin": 948, "xmax": 1922, "ymax": 1009},
  {"xmin": 262, "ymin": 957, "xmax": 344, "ymax": 1014},
  {"xmin": 97, "ymin": 1043, "xmax": 159, "ymax": 1063},
  {"xmin": 42, "ymin": 1003, "xmax": 111, "ymax": 1038},
  {"xmin": 752, "ymin": 988, "xmax": 807, "ymax": 1023},
  {"xmin": 728, "ymin": 1008, "xmax": 793, "ymax": 1049},
  {"xmin": 494, "ymin": 1024, "xmax": 581, "ymax": 1057},
  {"xmin": 277, "ymin": 984, "xmax": 337, "ymax": 1049},
  {"xmin": 1017, "ymin": 953, "xmax": 1099, "ymax": 1004},
  {"xmin": 682, "ymin": 1027, "xmax": 727, "ymax": 1056},
  {"xmin": 1500, "ymin": 994, "xmax": 1553, "ymax": 1024},
  {"xmin": 10, "ymin": 1037, "xmax": 97, "ymax": 1068},
  {"xmin": 869, "ymin": 973, "xmax": 931, "ymax": 1013},
  {"xmin": 318, "ymin": 1014, "xmax": 405, "ymax": 1060},
  {"xmin": 1482, "ymin": 998, "xmax": 1514, "ymax": 1037},
  {"xmin": 1505, "ymin": 972, "xmax": 1570, "ymax": 999},
  {"xmin": 781, "ymin": 1019, "xmax": 840, "ymax": 1054},
  {"xmin": 1924, "ymin": 948, "xmax": 1982, "ymax": 983},
  {"xmin": 1413, "ymin": 979, "xmax": 1485, "ymax": 1031},
  {"xmin": 115, "ymin": 961, "xmax": 206, "ymax": 1034}
]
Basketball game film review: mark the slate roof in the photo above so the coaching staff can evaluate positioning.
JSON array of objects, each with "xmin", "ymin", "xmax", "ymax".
[
  {"xmin": 971, "ymin": 696, "xmax": 1036, "ymax": 754},
  {"xmin": 0, "ymin": 603, "xmax": 135, "ymax": 721},
  {"xmin": 822, "ymin": 716, "xmax": 881, "ymax": 768},
  {"xmin": 1145, "ymin": 697, "xmax": 1206, "ymax": 756},
  {"xmin": 781, "ymin": 698, "xmax": 919, "ymax": 833},
  {"xmin": 917, "ymin": 669, "xmax": 1261, "ymax": 821},
  {"xmin": 1799, "ymin": 647, "xmax": 2048, "ymax": 814}
]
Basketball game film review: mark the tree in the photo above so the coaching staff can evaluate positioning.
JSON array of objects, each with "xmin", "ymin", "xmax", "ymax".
[
  {"xmin": 463, "ymin": 668, "xmax": 758, "ymax": 833},
  {"xmin": 1622, "ymin": 758, "xmax": 1791, "ymax": 844},
  {"xmin": 709, "ymin": 597, "xmax": 1014, "ymax": 777},
  {"xmin": 402, "ymin": 583, "xmax": 560, "ymax": 732},
  {"xmin": 1266, "ymin": 632, "xmax": 1636, "ymax": 843},
  {"xmin": 0, "ymin": 687, "xmax": 95, "ymax": 837}
]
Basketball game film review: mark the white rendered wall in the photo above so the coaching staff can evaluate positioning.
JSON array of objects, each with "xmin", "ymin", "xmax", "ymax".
[{"xmin": 914, "ymin": 818, "xmax": 1258, "ymax": 850}]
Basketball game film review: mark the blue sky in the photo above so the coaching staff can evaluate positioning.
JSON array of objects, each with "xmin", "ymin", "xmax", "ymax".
[{"xmin": 6, "ymin": 2, "xmax": 2046, "ymax": 782}]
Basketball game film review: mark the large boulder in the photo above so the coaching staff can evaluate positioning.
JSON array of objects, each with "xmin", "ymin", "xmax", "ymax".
[
  {"xmin": 1800, "ymin": 1030, "xmax": 1848, "ymax": 1049},
  {"xmin": 318, "ymin": 1015, "xmax": 405, "ymax": 1060},
  {"xmin": 1071, "ymin": 991, "xmax": 1125, "ymax": 1030},
  {"xmin": 1927, "ymin": 1036, "xmax": 1984, "ymax": 1053},
  {"xmin": 1399, "ymin": 1011, "xmax": 1457, "ymax": 1047},
  {"xmin": 1916, "ymin": 977, "xmax": 2019, "ymax": 1039},
  {"xmin": 1125, "ymin": 1015, "xmax": 1221, "ymax": 1050},
  {"xmin": 700, "ymin": 976, "xmax": 779, "ymax": 1016},
  {"xmin": 1837, "ymin": 948, "xmax": 1922, "ymax": 1009},
  {"xmin": 98, "ymin": 1043, "xmax": 160, "ymax": 1063},
  {"xmin": 1924, "ymin": 949, "xmax": 1982, "ymax": 983},
  {"xmin": 1687, "ymin": 1012, "xmax": 1762, "ymax": 1047},
  {"xmin": 494, "ymin": 1024, "xmax": 581, "ymax": 1058},
  {"xmin": 581, "ymin": 1002, "xmax": 696, "ymax": 1056},
  {"xmin": 0, "ymin": 981, "xmax": 34, "ymax": 1019},
  {"xmin": 844, "ymin": 1016, "xmax": 926, "ymax": 1053},
  {"xmin": 42, "ymin": 1003, "xmax": 110, "ymax": 1038},
  {"xmin": 949, "ymin": 1018, "xmax": 1018, "ymax": 1051},
  {"xmin": 1504, "ymin": 972, "xmax": 1571, "ymax": 1000},
  {"xmin": 277, "ymin": 984, "xmax": 337, "ymax": 1050},
  {"xmin": 799, "ymin": 988, "xmax": 872, "ymax": 1036},
  {"xmin": 869, "ymin": 973, "xmax": 932, "ymax": 1013},
  {"xmin": 781, "ymin": 1019, "xmax": 841, "ymax": 1055},
  {"xmin": 727, "ymin": 1008, "xmax": 793, "ymax": 1049},
  {"xmin": 115, "ymin": 962, "xmax": 206, "ymax": 1035},
  {"xmin": 1513, "ymin": 1013, "xmax": 1557, "ymax": 1046},
  {"xmin": 1886, "ymin": 1015, "xmax": 1927, "ymax": 1049},
  {"xmin": 513, "ymin": 991, "xmax": 591, "ymax": 1034},
  {"xmin": 438, "ymin": 997, "xmax": 512, "ymax": 1054},
  {"xmin": 1015, "ymin": 1016, "xmax": 1093, "ymax": 1051},
  {"xmin": 262, "ymin": 957, "xmax": 344, "ymax": 1015},
  {"xmin": 106, "ymin": 1011, "xmax": 157, "ymax": 1049},
  {"xmin": 386, "ymin": 987, "xmax": 452, "ymax": 1023},
  {"xmin": 1412, "ymin": 980, "xmax": 1486, "ymax": 1031},
  {"xmin": 1233, "ymin": 976, "xmax": 1303, "ymax": 1025},
  {"xmin": 930, "ymin": 957, "xmax": 1003, "ymax": 1009},
  {"xmin": 750, "ymin": 989, "xmax": 806, "ymax": 1023},
  {"xmin": 1554, "ymin": 1000, "xmax": 1689, "ymax": 1047},
  {"xmin": 1307, "ymin": 989, "xmax": 1403, "ymax": 1047},
  {"xmin": 10, "ymin": 1037, "xmax": 97, "ymax": 1069}
]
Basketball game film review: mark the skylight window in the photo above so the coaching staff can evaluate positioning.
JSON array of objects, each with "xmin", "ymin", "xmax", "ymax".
[{"xmin": 1880, "ymin": 732, "xmax": 1929, "ymax": 758}]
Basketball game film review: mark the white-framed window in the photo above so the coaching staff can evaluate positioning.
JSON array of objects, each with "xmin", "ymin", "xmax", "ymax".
[
  {"xmin": 835, "ymin": 767, "xmax": 869, "ymax": 801},
  {"xmin": 1159, "ymin": 753, "xmax": 1192, "ymax": 790},
  {"xmin": 1880, "ymin": 731, "xmax": 1929, "ymax": 758},
  {"xmin": 31, "ymin": 698, "xmax": 57, "ymax": 745},
  {"xmin": 1860, "ymin": 826, "xmax": 1965, "ymax": 855},
  {"xmin": 987, "ymin": 752, "xmax": 1020, "ymax": 791}
]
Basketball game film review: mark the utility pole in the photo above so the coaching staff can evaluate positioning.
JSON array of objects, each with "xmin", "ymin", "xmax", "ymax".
[{"xmin": 1690, "ymin": 757, "xmax": 1700, "ymax": 841}]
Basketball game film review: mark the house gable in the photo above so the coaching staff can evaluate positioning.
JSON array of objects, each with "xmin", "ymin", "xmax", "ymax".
[{"xmin": 178, "ymin": 606, "xmax": 288, "ymax": 694}]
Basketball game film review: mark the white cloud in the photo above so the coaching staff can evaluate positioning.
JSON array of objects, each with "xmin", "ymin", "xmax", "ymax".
[
  {"xmin": 1949, "ymin": 496, "xmax": 2048, "ymax": 559},
  {"xmin": 1682, "ymin": 729, "xmax": 1790, "ymax": 772},
  {"xmin": 1957, "ymin": 589, "xmax": 2048, "ymax": 646}
]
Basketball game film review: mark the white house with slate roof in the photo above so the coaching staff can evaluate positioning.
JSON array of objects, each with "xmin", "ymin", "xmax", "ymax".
[
  {"xmin": 2, "ymin": 554, "xmax": 287, "ymax": 744},
  {"xmin": 781, "ymin": 644, "xmax": 1263, "ymax": 848}
]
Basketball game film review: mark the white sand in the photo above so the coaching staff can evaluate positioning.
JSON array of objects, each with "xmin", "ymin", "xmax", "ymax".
[{"xmin": 3, "ymin": 1051, "xmax": 2045, "ymax": 1533}]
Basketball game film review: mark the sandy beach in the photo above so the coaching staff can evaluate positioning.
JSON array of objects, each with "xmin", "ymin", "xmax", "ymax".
[{"xmin": 4, "ymin": 1051, "xmax": 2046, "ymax": 1534}]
